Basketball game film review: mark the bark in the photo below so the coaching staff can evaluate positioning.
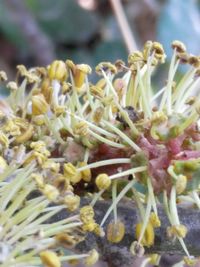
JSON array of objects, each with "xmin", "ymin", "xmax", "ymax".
[{"xmin": 52, "ymin": 199, "xmax": 200, "ymax": 267}]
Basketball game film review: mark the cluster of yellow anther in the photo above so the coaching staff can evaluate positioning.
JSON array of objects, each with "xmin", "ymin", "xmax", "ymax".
[
  {"xmin": 64, "ymin": 162, "xmax": 82, "ymax": 184},
  {"xmin": 79, "ymin": 205, "xmax": 100, "ymax": 233},
  {"xmin": 1, "ymin": 39, "xmax": 200, "ymax": 266},
  {"xmin": 167, "ymin": 224, "xmax": 188, "ymax": 239}
]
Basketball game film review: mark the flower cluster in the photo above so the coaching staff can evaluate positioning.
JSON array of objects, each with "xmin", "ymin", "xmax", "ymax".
[{"xmin": 0, "ymin": 40, "xmax": 200, "ymax": 266}]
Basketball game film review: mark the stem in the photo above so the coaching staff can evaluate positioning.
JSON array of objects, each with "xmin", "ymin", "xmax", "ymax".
[
  {"xmin": 109, "ymin": 166, "xmax": 147, "ymax": 180},
  {"xmin": 109, "ymin": 0, "xmax": 137, "ymax": 53},
  {"xmin": 100, "ymin": 180, "xmax": 135, "ymax": 226},
  {"xmin": 77, "ymin": 158, "xmax": 131, "ymax": 171}
]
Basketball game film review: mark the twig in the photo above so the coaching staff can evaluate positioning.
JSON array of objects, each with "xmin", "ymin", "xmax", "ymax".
[{"xmin": 109, "ymin": 0, "xmax": 137, "ymax": 53}]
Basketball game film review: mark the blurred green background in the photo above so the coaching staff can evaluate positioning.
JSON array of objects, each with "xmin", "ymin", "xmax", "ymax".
[{"xmin": 0, "ymin": 0, "xmax": 200, "ymax": 81}]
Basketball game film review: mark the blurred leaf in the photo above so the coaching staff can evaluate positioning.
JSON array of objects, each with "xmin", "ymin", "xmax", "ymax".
[
  {"xmin": 0, "ymin": 2, "xmax": 28, "ymax": 51},
  {"xmin": 157, "ymin": 0, "xmax": 200, "ymax": 56},
  {"xmin": 94, "ymin": 41, "xmax": 127, "ymax": 65},
  {"xmin": 26, "ymin": 0, "xmax": 100, "ymax": 44}
]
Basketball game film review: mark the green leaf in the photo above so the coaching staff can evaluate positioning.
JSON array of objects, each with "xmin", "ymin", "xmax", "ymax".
[{"xmin": 26, "ymin": 0, "xmax": 100, "ymax": 44}]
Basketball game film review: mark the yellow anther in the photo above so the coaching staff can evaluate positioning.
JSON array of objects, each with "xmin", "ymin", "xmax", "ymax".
[
  {"xmin": 42, "ymin": 159, "xmax": 60, "ymax": 173},
  {"xmin": 30, "ymin": 141, "xmax": 50, "ymax": 157},
  {"xmin": 68, "ymin": 259, "xmax": 80, "ymax": 266},
  {"xmin": 152, "ymin": 42, "xmax": 166, "ymax": 62},
  {"xmin": 31, "ymin": 173, "xmax": 44, "ymax": 188},
  {"xmin": 0, "ymin": 71, "xmax": 8, "ymax": 81},
  {"xmin": 0, "ymin": 132, "xmax": 9, "ymax": 148},
  {"xmin": 73, "ymin": 64, "xmax": 92, "ymax": 89},
  {"xmin": 42, "ymin": 184, "xmax": 59, "ymax": 202},
  {"xmin": 3, "ymin": 119, "xmax": 21, "ymax": 136},
  {"xmin": 167, "ymin": 224, "xmax": 188, "ymax": 239},
  {"xmin": 93, "ymin": 106, "xmax": 104, "ymax": 124},
  {"xmin": 32, "ymin": 94, "xmax": 49, "ymax": 115},
  {"xmin": 135, "ymin": 222, "xmax": 155, "ymax": 247},
  {"xmin": 95, "ymin": 78, "xmax": 106, "ymax": 89},
  {"xmin": 82, "ymin": 220, "xmax": 96, "ymax": 232},
  {"xmin": 55, "ymin": 233, "xmax": 77, "ymax": 248},
  {"xmin": 32, "ymin": 115, "xmax": 45, "ymax": 126},
  {"xmin": 95, "ymin": 173, "xmax": 111, "ymax": 190},
  {"xmin": 149, "ymin": 254, "xmax": 160, "ymax": 265},
  {"xmin": 17, "ymin": 65, "xmax": 27, "ymax": 76},
  {"xmin": 62, "ymin": 82, "xmax": 72, "ymax": 94},
  {"xmin": 0, "ymin": 156, "xmax": 8, "ymax": 174},
  {"xmin": 40, "ymin": 250, "xmax": 61, "ymax": 267},
  {"xmin": 14, "ymin": 124, "xmax": 34, "ymax": 144},
  {"xmin": 78, "ymin": 162, "xmax": 91, "ymax": 182},
  {"xmin": 64, "ymin": 194, "xmax": 80, "ymax": 211},
  {"xmin": 183, "ymin": 256, "xmax": 197, "ymax": 266},
  {"xmin": 107, "ymin": 220, "xmax": 125, "ymax": 243},
  {"xmin": 53, "ymin": 105, "xmax": 66, "ymax": 116},
  {"xmin": 7, "ymin": 81, "xmax": 18, "ymax": 91},
  {"xmin": 149, "ymin": 212, "xmax": 161, "ymax": 228},
  {"xmin": 90, "ymin": 85, "xmax": 104, "ymax": 98},
  {"xmin": 172, "ymin": 40, "xmax": 187, "ymax": 53},
  {"xmin": 63, "ymin": 163, "xmax": 82, "ymax": 184},
  {"xmin": 17, "ymin": 65, "xmax": 39, "ymax": 83},
  {"xmin": 151, "ymin": 111, "xmax": 168, "ymax": 125},
  {"xmin": 128, "ymin": 51, "xmax": 144, "ymax": 65},
  {"xmin": 93, "ymin": 224, "xmax": 105, "ymax": 237},
  {"xmin": 41, "ymin": 78, "xmax": 52, "ymax": 102},
  {"xmin": 80, "ymin": 205, "xmax": 94, "ymax": 224},
  {"xmin": 53, "ymin": 174, "xmax": 70, "ymax": 191},
  {"xmin": 84, "ymin": 249, "xmax": 99, "ymax": 266},
  {"xmin": 74, "ymin": 121, "xmax": 88, "ymax": 137},
  {"xmin": 95, "ymin": 62, "xmax": 117, "ymax": 75},
  {"xmin": 175, "ymin": 175, "xmax": 187, "ymax": 194},
  {"xmin": 188, "ymin": 55, "xmax": 200, "ymax": 68},
  {"xmin": 48, "ymin": 60, "xmax": 68, "ymax": 81},
  {"xmin": 130, "ymin": 241, "xmax": 145, "ymax": 257}
]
